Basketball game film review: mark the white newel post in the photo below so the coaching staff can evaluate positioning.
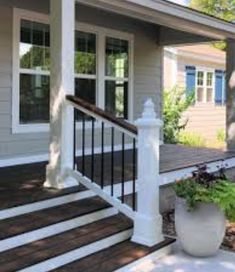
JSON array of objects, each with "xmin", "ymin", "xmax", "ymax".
[
  {"xmin": 44, "ymin": 0, "xmax": 77, "ymax": 189},
  {"xmin": 132, "ymin": 99, "xmax": 164, "ymax": 247}
]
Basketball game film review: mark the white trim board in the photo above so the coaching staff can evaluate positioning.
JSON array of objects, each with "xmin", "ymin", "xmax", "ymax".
[
  {"xmin": 0, "ymin": 207, "xmax": 117, "ymax": 253},
  {"xmin": 0, "ymin": 143, "xmax": 133, "ymax": 168},
  {"xmin": 20, "ymin": 229, "xmax": 132, "ymax": 272},
  {"xmin": 159, "ymin": 157, "xmax": 235, "ymax": 186}
]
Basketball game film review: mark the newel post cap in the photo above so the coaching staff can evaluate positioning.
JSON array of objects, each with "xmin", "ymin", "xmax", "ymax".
[{"xmin": 135, "ymin": 98, "xmax": 163, "ymax": 127}]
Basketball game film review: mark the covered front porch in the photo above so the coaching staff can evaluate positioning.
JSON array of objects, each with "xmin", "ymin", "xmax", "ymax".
[{"xmin": 1, "ymin": 0, "xmax": 235, "ymax": 270}]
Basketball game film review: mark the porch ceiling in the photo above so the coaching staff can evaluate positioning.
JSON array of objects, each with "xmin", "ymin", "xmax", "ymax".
[{"xmin": 77, "ymin": 0, "xmax": 235, "ymax": 42}]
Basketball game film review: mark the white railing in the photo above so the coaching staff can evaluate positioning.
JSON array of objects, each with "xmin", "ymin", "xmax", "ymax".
[{"xmin": 67, "ymin": 96, "xmax": 164, "ymax": 246}]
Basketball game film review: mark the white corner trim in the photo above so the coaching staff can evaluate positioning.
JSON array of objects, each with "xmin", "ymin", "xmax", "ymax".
[
  {"xmin": 0, "ymin": 143, "xmax": 134, "ymax": 168},
  {"xmin": 20, "ymin": 229, "xmax": 132, "ymax": 272},
  {"xmin": 0, "ymin": 207, "xmax": 117, "ymax": 253}
]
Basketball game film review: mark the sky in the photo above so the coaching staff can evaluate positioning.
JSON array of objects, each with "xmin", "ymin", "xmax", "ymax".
[{"xmin": 169, "ymin": 0, "xmax": 189, "ymax": 6}]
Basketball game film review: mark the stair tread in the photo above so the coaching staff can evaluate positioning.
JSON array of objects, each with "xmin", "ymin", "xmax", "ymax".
[
  {"xmin": 0, "ymin": 196, "xmax": 110, "ymax": 240},
  {"xmin": 0, "ymin": 214, "xmax": 132, "ymax": 272},
  {"xmin": 0, "ymin": 162, "xmax": 86, "ymax": 210},
  {"xmin": 52, "ymin": 237, "xmax": 175, "ymax": 272}
]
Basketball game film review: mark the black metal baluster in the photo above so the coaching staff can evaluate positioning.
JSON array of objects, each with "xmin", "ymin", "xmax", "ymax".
[
  {"xmin": 82, "ymin": 113, "xmax": 85, "ymax": 176},
  {"xmin": 101, "ymin": 122, "xmax": 104, "ymax": 189},
  {"xmin": 111, "ymin": 127, "xmax": 114, "ymax": 196},
  {"xmin": 132, "ymin": 138, "xmax": 136, "ymax": 211},
  {"xmin": 121, "ymin": 133, "xmax": 125, "ymax": 203},
  {"xmin": 91, "ymin": 118, "xmax": 95, "ymax": 182},
  {"xmin": 73, "ymin": 109, "xmax": 76, "ymax": 170}
]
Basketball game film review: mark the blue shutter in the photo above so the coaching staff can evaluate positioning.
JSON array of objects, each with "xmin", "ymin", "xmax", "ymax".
[
  {"xmin": 215, "ymin": 70, "xmax": 223, "ymax": 105},
  {"xmin": 223, "ymin": 71, "xmax": 226, "ymax": 104},
  {"xmin": 185, "ymin": 66, "xmax": 196, "ymax": 97}
]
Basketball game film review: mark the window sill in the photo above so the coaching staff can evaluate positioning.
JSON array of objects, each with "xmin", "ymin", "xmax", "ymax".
[{"xmin": 12, "ymin": 121, "xmax": 118, "ymax": 134}]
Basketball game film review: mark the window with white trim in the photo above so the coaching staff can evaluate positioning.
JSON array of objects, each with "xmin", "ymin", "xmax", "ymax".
[
  {"xmin": 13, "ymin": 10, "xmax": 133, "ymax": 132},
  {"xmin": 19, "ymin": 20, "xmax": 50, "ymax": 124},
  {"xmin": 196, "ymin": 70, "xmax": 214, "ymax": 103},
  {"xmin": 105, "ymin": 37, "xmax": 129, "ymax": 119}
]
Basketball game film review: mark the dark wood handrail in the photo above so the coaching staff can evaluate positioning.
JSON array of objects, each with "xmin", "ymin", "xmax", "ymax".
[{"xmin": 66, "ymin": 95, "xmax": 138, "ymax": 136}]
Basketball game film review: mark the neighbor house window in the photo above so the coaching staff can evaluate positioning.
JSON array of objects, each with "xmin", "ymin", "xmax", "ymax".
[
  {"xmin": 19, "ymin": 20, "xmax": 50, "ymax": 124},
  {"xmin": 105, "ymin": 37, "xmax": 129, "ymax": 119},
  {"xmin": 196, "ymin": 70, "xmax": 214, "ymax": 103}
]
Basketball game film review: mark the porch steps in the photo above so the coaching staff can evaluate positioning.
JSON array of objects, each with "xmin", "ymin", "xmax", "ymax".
[
  {"xmin": 0, "ymin": 208, "xmax": 175, "ymax": 272},
  {"xmin": 0, "ymin": 214, "xmax": 133, "ymax": 272},
  {"xmin": 0, "ymin": 196, "xmax": 117, "ymax": 252}
]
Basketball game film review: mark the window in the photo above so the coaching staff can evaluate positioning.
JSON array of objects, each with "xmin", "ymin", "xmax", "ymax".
[
  {"xmin": 75, "ymin": 31, "xmax": 96, "ymax": 120},
  {"xmin": 19, "ymin": 20, "xmax": 50, "ymax": 124},
  {"xmin": 196, "ymin": 70, "xmax": 214, "ymax": 103},
  {"xmin": 105, "ymin": 37, "xmax": 129, "ymax": 119},
  {"xmin": 13, "ymin": 10, "xmax": 133, "ymax": 133}
]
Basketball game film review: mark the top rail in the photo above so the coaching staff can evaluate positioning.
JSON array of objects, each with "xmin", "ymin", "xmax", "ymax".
[{"xmin": 66, "ymin": 95, "xmax": 138, "ymax": 138}]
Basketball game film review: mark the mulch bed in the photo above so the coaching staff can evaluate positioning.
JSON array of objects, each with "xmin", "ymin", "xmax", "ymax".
[{"xmin": 163, "ymin": 211, "xmax": 235, "ymax": 253}]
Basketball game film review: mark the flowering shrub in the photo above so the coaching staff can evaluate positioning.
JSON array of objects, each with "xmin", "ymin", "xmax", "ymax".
[{"xmin": 174, "ymin": 165, "xmax": 235, "ymax": 222}]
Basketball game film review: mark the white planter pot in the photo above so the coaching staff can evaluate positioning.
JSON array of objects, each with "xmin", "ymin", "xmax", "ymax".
[{"xmin": 175, "ymin": 197, "xmax": 226, "ymax": 257}]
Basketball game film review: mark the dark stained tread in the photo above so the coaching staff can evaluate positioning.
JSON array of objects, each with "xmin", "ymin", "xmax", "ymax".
[
  {"xmin": 0, "ymin": 196, "xmax": 111, "ymax": 240},
  {"xmin": 0, "ymin": 214, "xmax": 132, "ymax": 272},
  {"xmin": 53, "ymin": 237, "xmax": 176, "ymax": 272},
  {"xmin": 0, "ymin": 161, "xmax": 84, "ymax": 210}
]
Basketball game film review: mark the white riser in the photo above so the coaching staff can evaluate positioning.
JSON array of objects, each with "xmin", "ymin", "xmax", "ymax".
[
  {"xmin": 20, "ymin": 229, "xmax": 133, "ymax": 272},
  {"xmin": 0, "ymin": 207, "xmax": 117, "ymax": 253},
  {"xmin": 0, "ymin": 190, "xmax": 95, "ymax": 220}
]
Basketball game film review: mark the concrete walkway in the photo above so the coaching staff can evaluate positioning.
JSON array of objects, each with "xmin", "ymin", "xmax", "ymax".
[{"xmin": 127, "ymin": 243, "xmax": 235, "ymax": 272}]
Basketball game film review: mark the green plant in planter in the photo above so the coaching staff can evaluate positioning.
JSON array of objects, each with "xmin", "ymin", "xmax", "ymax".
[{"xmin": 174, "ymin": 165, "xmax": 235, "ymax": 222}]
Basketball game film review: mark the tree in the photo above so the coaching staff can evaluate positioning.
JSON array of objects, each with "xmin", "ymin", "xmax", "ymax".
[{"xmin": 190, "ymin": 0, "xmax": 235, "ymax": 50}]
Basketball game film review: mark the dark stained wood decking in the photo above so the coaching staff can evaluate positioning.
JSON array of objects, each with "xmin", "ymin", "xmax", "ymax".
[
  {"xmin": 0, "ymin": 214, "xmax": 133, "ymax": 272},
  {"xmin": 0, "ymin": 144, "xmax": 235, "ymax": 210},
  {"xmin": 52, "ymin": 237, "xmax": 175, "ymax": 272}
]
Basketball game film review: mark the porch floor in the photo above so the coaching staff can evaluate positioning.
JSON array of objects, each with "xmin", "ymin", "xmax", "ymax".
[{"xmin": 1, "ymin": 144, "xmax": 235, "ymax": 210}]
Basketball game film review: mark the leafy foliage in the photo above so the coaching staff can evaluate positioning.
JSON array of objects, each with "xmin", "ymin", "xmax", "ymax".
[
  {"xmin": 163, "ymin": 87, "xmax": 194, "ymax": 144},
  {"xmin": 174, "ymin": 165, "xmax": 235, "ymax": 222},
  {"xmin": 178, "ymin": 131, "xmax": 206, "ymax": 147},
  {"xmin": 190, "ymin": 0, "xmax": 235, "ymax": 50},
  {"xmin": 217, "ymin": 129, "xmax": 226, "ymax": 143}
]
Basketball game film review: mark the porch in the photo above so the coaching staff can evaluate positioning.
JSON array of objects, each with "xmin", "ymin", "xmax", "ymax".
[{"xmin": 1, "ymin": 144, "xmax": 235, "ymax": 211}]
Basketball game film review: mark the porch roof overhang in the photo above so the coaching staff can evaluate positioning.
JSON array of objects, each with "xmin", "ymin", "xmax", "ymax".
[{"xmin": 77, "ymin": 0, "xmax": 235, "ymax": 44}]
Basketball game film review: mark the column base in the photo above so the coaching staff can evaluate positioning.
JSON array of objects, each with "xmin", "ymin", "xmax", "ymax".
[
  {"xmin": 43, "ymin": 164, "xmax": 78, "ymax": 189},
  {"xmin": 131, "ymin": 213, "xmax": 164, "ymax": 247}
]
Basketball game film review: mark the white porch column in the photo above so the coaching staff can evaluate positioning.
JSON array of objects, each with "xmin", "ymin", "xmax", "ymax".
[
  {"xmin": 44, "ymin": 0, "xmax": 77, "ymax": 189},
  {"xmin": 132, "ymin": 99, "xmax": 164, "ymax": 247},
  {"xmin": 226, "ymin": 39, "xmax": 235, "ymax": 151}
]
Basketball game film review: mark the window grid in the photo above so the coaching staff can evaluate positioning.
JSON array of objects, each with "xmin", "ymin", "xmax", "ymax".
[{"xmin": 196, "ymin": 69, "xmax": 214, "ymax": 103}]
